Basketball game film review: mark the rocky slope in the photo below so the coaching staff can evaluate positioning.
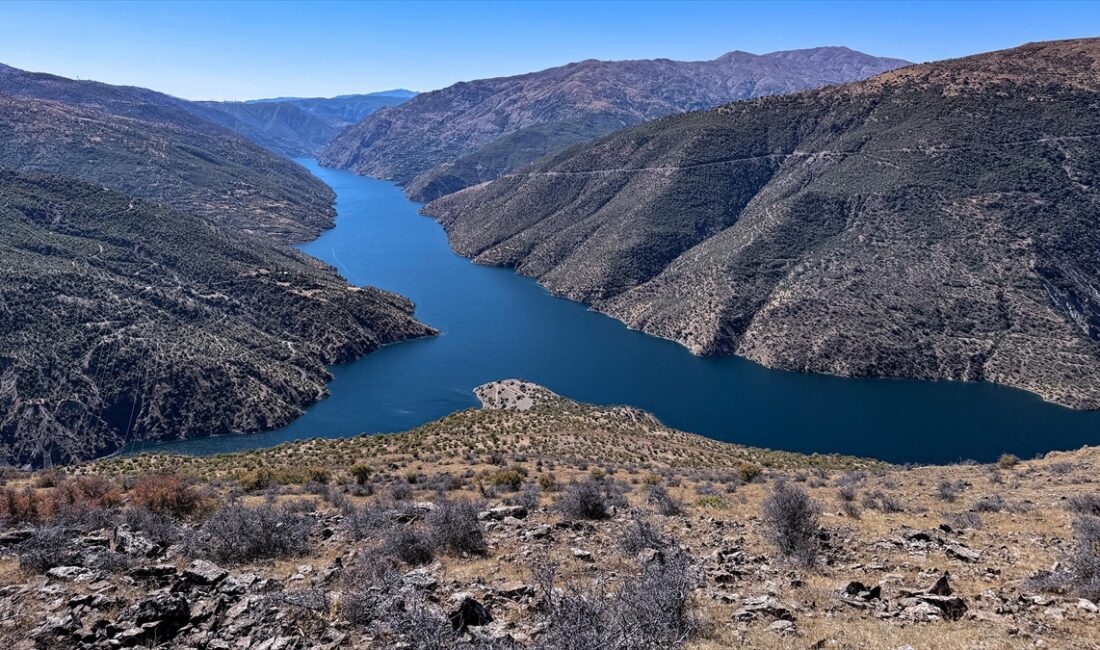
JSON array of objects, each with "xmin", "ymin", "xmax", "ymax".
[
  {"xmin": 424, "ymin": 38, "xmax": 1100, "ymax": 410},
  {"xmin": 194, "ymin": 91, "xmax": 414, "ymax": 158},
  {"xmin": 318, "ymin": 47, "xmax": 908, "ymax": 201},
  {"xmin": 4, "ymin": 382, "xmax": 1100, "ymax": 649},
  {"xmin": 0, "ymin": 170, "xmax": 434, "ymax": 467},
  {"xmin": 0, "ymin": 64, "xmax": 336, "ymax": 242}
]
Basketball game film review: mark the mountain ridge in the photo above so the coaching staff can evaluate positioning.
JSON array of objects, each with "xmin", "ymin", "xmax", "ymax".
[
  {"xmin": 318, "ymin": 46, "xmax": 909, "ymax": 201},
  {"xmin": 423, "ymin": 38, "xmax": 1100, "ymax": 410}
]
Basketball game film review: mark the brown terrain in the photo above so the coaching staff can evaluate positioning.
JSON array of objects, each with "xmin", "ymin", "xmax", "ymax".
[{"xmin": 1, "ymin": 381, "xmax": 1098, "ymax": 649}]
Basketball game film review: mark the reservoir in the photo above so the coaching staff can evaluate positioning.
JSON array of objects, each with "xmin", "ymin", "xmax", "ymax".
[{"xmin": 137, "ymin": 160, "xmax": 1100, "ymax": 464}]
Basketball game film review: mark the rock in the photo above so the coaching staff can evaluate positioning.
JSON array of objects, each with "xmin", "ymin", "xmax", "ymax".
[
  {"xmin": 927, "ymin": 572, "xmax": 954, "ymax": 596},
  {"xmin": 183, "ymin": 560, "xmax": 228, "ymax": 585},
  {"xmin": 46, "ymin": 566, "xmax": 99, "ymax": 582},
  {"xmin": 114, "ymin": 527, "xmax": 158, "ymax": 558},
  {"xmin": 843, "ymin": 581, "xmax": 881, "ymax": 600},
  {"xmin": 128, "ymin": 564, "xmax": 177, "ymax": 580},
  {"xmin": 1078, "ymin": 598, "xmax": 1100, "ymax": 614},
  {"xmin": 449, "ymin": 597, "xmax": 492, "ymax": 633},
  {"xmin": 122, "ymin": 592, "xmax": 191, "ymax": 643},
  {"xmin": 493, "ymin": 583, "xmax": 535, "ymax": 601},
  {"xmin": 946, "ymin": 544, "xmax": 982, "ymax": 563},
  {"xmin": 734, "ymin": 595, "xmax": 793, "ymax": 622},
  {"xmin": 479, "ymin": 505, "xmax": 528, "ymax": 521},
  {"xmin": 403, "ymin": 567, "xmax": 439, "ymax": 591},
  {"xmin": 767, "ymin": 619, "xmax": 797, "ymax": 634},
  {"xmin": 916, "ymin": 594, "xmax": 968, "ymax": 621},
  {"xmin": 571, "ymin": 547, "xmax": 594, "ymax": 562}
]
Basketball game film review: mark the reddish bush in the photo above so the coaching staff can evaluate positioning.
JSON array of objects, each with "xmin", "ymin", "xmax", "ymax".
[
  {"xmin": 129, "ymin": 473, "xmax": 207, "ymax": 518},
  {"xmin": 0, "ymin": 486, "xmax": 57, "ymax": 524}
]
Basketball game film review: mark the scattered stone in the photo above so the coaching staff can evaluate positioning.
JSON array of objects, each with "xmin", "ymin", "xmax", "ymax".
[
  {"xmin": 734, "ymin": 595, "xmax": 793, "ymax": 622},
  {"xmin": 479, "ymin": 505, "xmax": 528, "ymax": 521},
  {"xmin": 571, "ymin": 547, "xmax": 594, "ymax": 562},
  {"xmin": 183, "ymin": 560, "xmax": 228, "ymax": 585}
]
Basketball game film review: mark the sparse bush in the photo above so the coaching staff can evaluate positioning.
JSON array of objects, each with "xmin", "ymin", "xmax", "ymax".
[
  {"xmin": 18, "ymin": 526, "xmax": 75, "ymax": 572},
  {"xmin": 1068, "ymin": 494, "xmax": 1100, "ymax": 517},
  {"xmin": 350, "ymin": 463, "xmax": 372, "ymax": 486},
  {"xmin": 538, "ymin": 474, "xmax": 559, "ymax": 492},
  {"xmin": 342, "ymin": 502, "xmax": 390, "ymax": 541},
  {"xmin": 1029, "ymin": 514, "xmax": 1100, "ymax": 601},
  {"xmin": 427, "ymin": 498, "xmax": 486, "ymax": 556},
  {"xmin": 382, "ymin": 527, "xmax": 434, "ymax": 566},
  {"xmin": 194, "ymin": 503, "xmax": 312, "ymax": 564},
  {"xmin": 389, "ymin": 482, "xmax": 414, "ymax": 501},
  {"xmin": 945, "ymin": 511, "xmax": 983, "ymax": 531},
  {"xmin": 558, "ymin": 480, "xmax": 611, "ymax": 520},
  {"xmin": 761, "ymin": 481, "xmax": 821, "ymax": 567},
  {"xmin": 130, "ymin": 473, "xmax": 206, "ymax": 518},
  {"xmin": 695, "ymin": 495, "xmax": 727, "ymax": 510},
  {"xmin": 997, "ymin": 453, "xmax": 1020, "ymax": 469},
  {"xmin": 620, "ymin": 519, "xmax": 669, "ymax": 555},
  {"xmin": 972, "ymin": 493, "xmax": 1007, "ymax": 513},
  {"xmin": 124, "ymin": 507, "xmax": 184, "ymax": 546},
  {"xmin": 647, "ymin": 484, "xmax": 683, "ymax": 516},
  {"xmin": 534, "ymin": 550, "xmax": 698, "ymax": 649},
  {"xmin": 863, "ymin": 490, "xmax": 905, "ymax": 513},
  {"xmin": 936, "ymin": 479, "xmax": 965, "ymax": 502},
  {"xmin": 0, "ymin": 486, "xmax": 55, "ymax": 524},
  {"xmin": 738, "ymin": 463, "xmax": 763, "ymax": 484},
  {"xmin": 490, "ymin": 467, "xmax": 525, "ymax": 491}
]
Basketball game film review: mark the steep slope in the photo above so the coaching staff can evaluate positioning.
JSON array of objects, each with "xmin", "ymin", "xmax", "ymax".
[
  {"xmin": 186, "ymin": 101, "xmax": 339, "ymax": 157},
  {"xmin": 0, "ymin": 64, "xmax": 336, "ymax": 242},
  {"xmin": 193, "ymin": 92, "xmax": 414, "ymax": 157},
  {"xmin": 424, "ymin": 38, "xmax": 1100, "ymax": 409},
  {"xmin": 319, "ymin": 47, "xmax": 908, "ymax": 201},
  {"xmin": 0, "ymin": 170, "xmax": 434, "ymax": 467}
]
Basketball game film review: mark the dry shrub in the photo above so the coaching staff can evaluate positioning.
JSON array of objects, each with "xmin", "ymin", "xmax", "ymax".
[{"xmin": 130, "ymin": 473, "xmax": 207, "ymax": 518}]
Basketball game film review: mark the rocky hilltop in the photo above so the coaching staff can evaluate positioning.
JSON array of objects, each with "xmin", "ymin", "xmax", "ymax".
[
  {"xmin": 425, "ymin": 38, "xmax": 1100, "ymax": 410},
  {"xmin": 0, "ymin": 64, "xmax": 336, "ymax": 243},
  {"xmin": 0, "ymin": 170, "xmax": 434, "ymax": 467},
  {"xmin": 318, "ymin": 47, "xmax": 908, "ymax": 201},
  {"xmin": 3, "ymin": 383, "xmax": 1099, "ymax": 648}
]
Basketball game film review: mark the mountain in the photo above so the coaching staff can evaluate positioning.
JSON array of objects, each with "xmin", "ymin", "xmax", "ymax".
[
  {"xmin": 424, "ymin": 38, "xmax": 1100, "ymax": 410},
  {"xmin": 0, "ymin": 63, "xmax": 336, "ymax": 242},
  {"xmin": 0, "ymin": 169, "xmax": 433, "ymax": 467},
  {"xmin": 318, "ymin": 47, "xmax": 909, "ymax": 201},
  {"xmin": 195, "ymin": 91, "xmax": 415, "ymax": 157}
]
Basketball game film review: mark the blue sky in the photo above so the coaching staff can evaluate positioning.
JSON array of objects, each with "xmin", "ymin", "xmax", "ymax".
[{"xmin": 0, "ymin": 1, "xmax": 1096, "ymax": 100}]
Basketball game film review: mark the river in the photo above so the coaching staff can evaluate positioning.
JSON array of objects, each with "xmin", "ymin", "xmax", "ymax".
[{"xmin": 134, "ymin": 160, "xmax": 1100, "ymax": 463}]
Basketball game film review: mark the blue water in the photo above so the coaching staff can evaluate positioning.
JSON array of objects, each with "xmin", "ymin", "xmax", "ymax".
[{"xmin": 135, "ymin": 160, "xmax": 1100, "ymax": 464}]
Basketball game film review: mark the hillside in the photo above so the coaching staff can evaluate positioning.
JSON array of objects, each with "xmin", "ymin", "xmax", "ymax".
[
  {"xmin": 0, "ymin": 170, "xmax": 434, "ymax": 467},
  {"xmin": 318, "ymin": 47, "xmax": 908, "ymax": 201},
  {"xmin": 0, "ymin": 64, "xmax": 336, "ymax": 242},
  {"xmin": 424, "ymin": 38, "xmax": 1100, "ymax": 410},
  {"xmin": 194, "ymin": 92, "xmax": 414, "ymax": 157},
  {"xmin": 4, "ymin": 381, "xmax": 1100, "ymax": 648}
]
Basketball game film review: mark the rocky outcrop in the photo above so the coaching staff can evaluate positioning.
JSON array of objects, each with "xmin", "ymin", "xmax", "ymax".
[
  {"xmin": 424, "ymin": 38, "xmax": 1100, "ymax": 409},
  {"xmin": 319, "ymin": 47, "xmax": 908, "ymax": 201}
]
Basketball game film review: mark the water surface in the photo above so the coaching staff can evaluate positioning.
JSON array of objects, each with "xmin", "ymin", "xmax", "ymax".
[{"xmin": 136, "ymin": 160, "xmax": 1100, "ymax": 463}]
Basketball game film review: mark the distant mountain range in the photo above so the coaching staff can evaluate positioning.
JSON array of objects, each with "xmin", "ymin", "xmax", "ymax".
[
  {"xmin": 425, "ymin": 38, "xmax": 1100, "ymax": 410},
  {"xmin": 196, "ymin": 91, "xmax": 416, "ymax": 157},
  {"xmin": 318, "ymin": 47, "xmax": 909, "ymax": 201},
  {"xmin": 0, "ymin": 63, "xmax": 337, "ymax": 242},
  {"xmin": 0, "ymin": 65, "xmax": 432, "ymax": 465}
]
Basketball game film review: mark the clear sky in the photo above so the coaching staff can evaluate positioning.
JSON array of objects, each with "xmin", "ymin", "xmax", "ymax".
[{"xmin": 0, "ymin": 0, "xmax": 1096, "ymax": 101}]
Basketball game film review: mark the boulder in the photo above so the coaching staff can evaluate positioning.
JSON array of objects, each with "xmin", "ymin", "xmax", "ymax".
[
  {"xmin": 734, "ymin": 595, "xmax": 793, "ymax": 622},
  {"xmin": 449, "ymin": 597, "xmax": 492, "ymax": 633},
  {"xmin": 183, "ymin": 560, "xmax": 228, "ymax": 585}
]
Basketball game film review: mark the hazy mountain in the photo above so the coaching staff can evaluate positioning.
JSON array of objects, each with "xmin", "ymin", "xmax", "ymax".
[
  {"xmin": 196, "ymin": 91, "xmax": 415, "ymax": 157},
  {"xmin": 318, "ymin": 47, "xmax": 909, "ymax": 201},
  {"xmin": 0, "ymin": 63, "xmax": 336, "ymax": 242},
  {"xmin": 424, "ymin": 38, "xmax": 1100, "ymax": 409}
]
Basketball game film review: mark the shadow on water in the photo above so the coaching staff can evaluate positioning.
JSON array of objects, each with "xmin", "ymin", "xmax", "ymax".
[{"xmin": 130, "ymin": 160, "xmax": 1100, "ymax": 463}]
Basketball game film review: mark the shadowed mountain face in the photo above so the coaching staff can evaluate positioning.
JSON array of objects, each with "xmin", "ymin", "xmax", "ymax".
[
  {"xmin": 424, "ymin": 38, "xmax": 1100, "ymax": 410},
  {"xmin": 318, "ymin": 47, "xmax": 909, "ymax": 201},
  {"xmin": 0, "ymin": 170, "xmax": 434, "ymax": 467},
  {"xmin": 194, "ymin": 92, "xmax": 415, "ymax": 157},
  {"xmin": 0, "ymin": 64, "xmax": 336, "ymax": 242}
]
